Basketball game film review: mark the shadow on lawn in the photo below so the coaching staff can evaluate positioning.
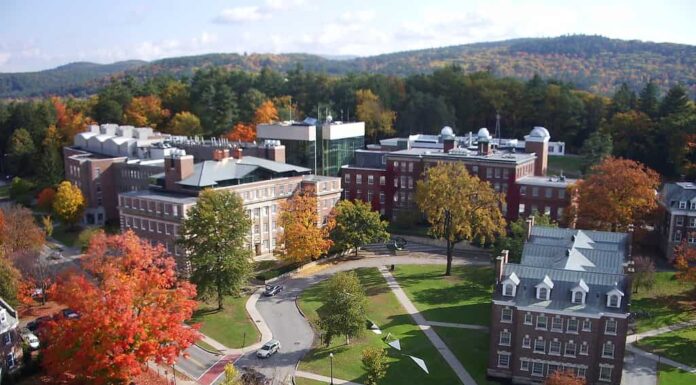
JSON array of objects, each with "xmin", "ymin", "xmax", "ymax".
[{"xmin": 639, "ymin": 332, "xmax": 696, "ymax": 367}]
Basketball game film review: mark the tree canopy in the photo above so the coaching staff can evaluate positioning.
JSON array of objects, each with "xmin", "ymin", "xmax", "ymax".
[
  {"xmin": 276, "ymin": 189, "xmax": 334, "ymax": 263},
  {"xmin": 318, "ymin": 271, "xmax": 367, "ymax": 345},
  {"xmin": 330, "ymin": 200, "xmax": 389, "ymax": 255},
  {"xmin": 52, "ymin": 181, "xmax": 86, "ymax": 227}
]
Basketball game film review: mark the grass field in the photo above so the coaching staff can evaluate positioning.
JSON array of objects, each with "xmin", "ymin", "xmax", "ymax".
[
  {"xmin": 631, "ymin": 272, "xmax": 695, "ymax": 332},
  {"xmin": 189, "ymin": 294, "xmax": 259, "ymax": 349},
  {"xmin": 637, "ymin": 327, "xmax": 696, "ymax": 368},
  {"xmin": 434, "ymin": 327, "xmax": 502, "ymax": 385},
  {"xmin": 658, "ymin": 364, "xmax": 696, "ymax": 385},
  {"xmin": 547, "ymin": 155, "xmax": 585, "ymax": 178},
  {"xmin": 391, "ymin": 264, "xmax": 494, "ymax": 325},
  {"xmin": 0, "ymin": 184, "xmax": 10, "ymax": 199},
  {"xmin": 50, "ymin": 225, "xmax": 81, "ymax": 248},
  {"xmin": 298, "ymin": 267, "xmax": 461, "ymax": 385}
]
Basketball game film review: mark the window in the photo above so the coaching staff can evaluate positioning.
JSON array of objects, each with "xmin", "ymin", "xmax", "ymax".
[
  {"xmin": 408, "ymin": 162, "xmax": 414, "ymax": 172},
  {"xmin": 690, "ymin": 233, "xmax": 696, "ymax": 244},
  {"xmin": 408, "ymin": 177, "xmax": 413, "ymax": 189},
  {"xmin": 379, "ymin": 192, "xmax": 385, "ymax": 204},
  {"xmin": 520, "ymin": 186, "xmax": 527, "ymax": 195},
  {"xmin": 2, "ymin": 333, "xmax": 11, "ymax": 346},
  {"xmin": 367, "ymin": 191, "xmax": 373, "ymax": 202},
  {"xmin": 344, "ymin": 191, "xmax": 351, "ymax": 200},
  {"xmin": 675, "ymin": 230, "xmax": 683, "ymax": 242},
  {"xmin": 495, "ymin": 168, "xmax": 501, "ymax": 178},
  {"xmin": 547, "ymin": 364, "xmax": 560, "ymax": 376},
  {"xmin": 572, "ymin": 290, "xmax": 585, "ymax": 304},
  {"xmin": 534, "ymin": 338, "xmax": 545, "ymax": 353},
  {"xmin": 582, "ymin": 319, "xmax": 592, "ymax": 332},
  {"xmin": 486, "ymin": 168, "xmax": 493, "ymax": 178},
  {"xmin": 524, "ymin": 313, "xmax": 533, "ymax": 325},
  {"xmin": 532, "ymin": 187, "xmax": 539, "ymax": 197},
  {"xmin": 503, "ymin": 169, "xmax": 509, "ymax": 179},
  {"xmin": 567, "ymin": 318, "xmax": 579, "ymax": 333},
  {"xmin": 472, "ymin": 165, "xmax": 478, "ymax": 173},
  {"xmin": 691, "ymin": 202, "xmax": 696, "ymax": 210},
  {"xmin": 545, "ymin": 188, "xmax": 552, "ymax": 198},
  {"xmin": 497, "ymin": 353, "xmax": 510, "ymax": 368},
  {"xmin": 565, "ymin": 341, "xmax": 576, "ymax": 356},
  {"xmin": 379, "ymin": 176, "xmax": 385, "ymax": 185},
  {"xmin": 549, "ymin": 340, "xmax": 561, "ymax": 355},
  {"xmin": 6, "ymin": 352, "xmax": 16, "ymax": 369},
  {"xmin": 605, "ymin": 319, "xmax": 617, "ymax": 335},
  {"xmin": 522, "ymin": 335, "xmax": 531, "ymax": 348},
  {"xmin": 394, "ymin": 178, "xmax": 398, "ymax": 187},
  {"xmin": 677, "ymin": 216, "xmax": 684, "ymax": 226},
  {"xmin": 357, "ymin": 189, "xmax": 362, "ymax": 199},
  {"xmin": 499, "ymin": 330, "xmax": 511, "ymax": 346},
  {"xmin": 576, "ymin": 367, "xmax": 587, "ymax": 378},
  {"xmin": 368, "ymin": 175, "xmax": 374, "ymax": 185},
  {"xmin": 520, "ymin": 359, "xmax": 530, "ymax": 371},
  {"xmin": 400, "ymin": 162, "xmax": 406, "ymax": 172},
  {"xmin": 532, "ymin": 362, "xmax": 544, "ymax": 376},
  {"xmin": 690, "ymin": 217, "xmax": 696, "ymax": 228},
  {"xmin": 558, "ymin": 189, "xmax": 566, "ymax": 199},
  {"xmin": 536, "ymin": 314, "xmax": 547, "ymax": 329},
  {"xmin": 551, "ymin": 317, "xmax": 563, "ymax": 331},
  {"xmin": 356, "ymin": 175, "xmax": 362, "ymax": 185},
  {"xmin": 679, "ymin": 201, "xmax": 687, "ymax": 209},
  {"xmin": 503, "ymin": 284, "xmax": 515, "ymax": 296},
  {"xmin": 599, "ymin": 366, "xmax": 612, "ymax": 382},
  {"xmin": 343, "ymin": 174, "xmax": 351, "ymax": 183},
  {"xmin": 608, "ymin": 295, "xmax": 621, "ymax": 308},
  {"xmin": 501, "ymin": 308, "xmax": 512, "ymax": 322},
  {"xmin": 519, "ymin": 203, "xmax": 526, "ymax": 214},
  {"xmin": 537, "ymin": 287, "xmax": 550, "ymax": 300},
  {"xmin": 580, "ymin": 342, "xmax": 589, "ymax": 355},
  {"xmin": 602, "ymin": 342, "xmax": 614, "ymax": 358}
]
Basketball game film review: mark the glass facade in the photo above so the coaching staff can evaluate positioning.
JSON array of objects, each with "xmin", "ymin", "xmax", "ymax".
[{"xmin": 321, "ymin": 136, "xmax": 364, "ymax": 176}]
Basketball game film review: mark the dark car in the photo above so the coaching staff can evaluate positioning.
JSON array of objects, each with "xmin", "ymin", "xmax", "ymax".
[
  {"xmin": 263, "ymin": 285, "xmax": 283, "ymax": 297},
  {"xmin": 27, "ymin": 316, "xmax": 52, "ymax": 332},
  {"xmin": 61, "ymin": 308, "xmax": 80, "ymax": 319}
]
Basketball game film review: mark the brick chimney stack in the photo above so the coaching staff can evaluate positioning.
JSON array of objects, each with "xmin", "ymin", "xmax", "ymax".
[
  {"xmin": 232, "ymin": 147, "xmax": 243, "ymax": 159},
  {"xmin": 164, "ymin": 152, "xmax": 194, "ymax": 191}
]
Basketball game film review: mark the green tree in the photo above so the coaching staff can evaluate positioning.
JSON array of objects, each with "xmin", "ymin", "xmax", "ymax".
[
  {"xmin": 609, "ymin": 82, "xmax": 636, "ymax": 116},
  {"xmin": 167, "ymin": 111, "xmax": 203, "ymax": 136},
  {"xmin": 356, "ymin": 89, "xmax": 396, "ymax": 143},
  {"xmin": 416, "ymin": 162, "xmax": 506, "ymax": 276},
  {"xmin": 190, "ymin": 68, "xmax": 239, "ymax": 135},
  {"xmin": 6, "ymin": 128, "xmax": 36, "ymax": 177},
  {"xmin": 579, "ymin": 130, "xmax": 613, "ymax": 172},
  {"xmin": 361, "ymin": 347, "xmax": 388, "ymax": 385},
  {"xmin": 0, "ymin": 261, "xmax": 20, "ymax": 306},
  {"xmin": 638, "ymin": 81, "xmax": 660, "ymax": 119},
  {"xmin": 632, "ymin": 256, "xmax": 656, "ymax": 293},
  {"xmin": 319, "ymin": 271, "xmax": 367, "ymax": 345},
  {"xmin": 178, "ymin": 189, "xmax": 252, "ymax": 310},
  {"xmin": 494, "ymin": 213, "xmax": 557, "ymax": 263},
  {"xmin": 219, "ymin": 363, "xmax": 241, "ymax": 385},
  {"xmin": 331, "ymin": 200, "xmax": 389, "ymax": 255},
  {"xmin": 52, "ymin": 181, "xmax": 86, "ymax": 227},
  {"xmin": 659, "ymin": 85, "xmax": 690, "ymax": 118}
]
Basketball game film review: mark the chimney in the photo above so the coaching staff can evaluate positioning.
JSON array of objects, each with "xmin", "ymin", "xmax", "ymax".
[
  {"xmin": 478, "ymin": 141, "xmax": 491, "ymax": 155},
  {"xmin": 525, "ymin": 215, "xmax": 535, "ymax": 240},
  {"xmin": 164, "ymin": 153, "xmax": 194, "ymax": 191},
  {"xmin": 502, "ymin": 249, "xmax": 509, "ymax": 264},
  {"xmin": 495, "ymin": 255, "xmax": 506, "ymax": 283},
  {"xmin": 443, "ymin": 138, "xmax": 455, "ymax": 153},
  {"xmin": 232, "ymin": 147, "xmax": 243, "ymax": 159},
  {"xmin": 212, "ymin": 149, "xmax": 229, "ymax": 161}
]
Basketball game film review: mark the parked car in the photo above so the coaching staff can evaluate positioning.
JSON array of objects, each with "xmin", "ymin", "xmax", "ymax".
[
  {"xmin": 61, "ymin": 308, "xmax": 79, "ymax": 319},
  {"xmin": 27, "ymin": 316, "xmax": 52, "ymax": 332},
  {"xmin": 19, "ymin": 328, "xmax": 40, "ymax": 350},
  {"xmin": 256, "ymin": 340, "xmax": 281, "ymax": 358},
  {"xmin": 48, "ymin": 251, "xmax": 62, "ymax": 260},
  {"xmin": 263, "ymin": 285, "xmax": 283, "ymax": 297}
]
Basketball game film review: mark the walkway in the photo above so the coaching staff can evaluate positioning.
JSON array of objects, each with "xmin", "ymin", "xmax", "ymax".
[
  {"xmin": 295, "ymin": 370, "xmax": 364, "ymax": 385},
  {"xmin": 426, "ymin": 320, "xmax": 489, "ymax": 331},
  {"xmin": 628, "ymin": 319, "xmax": 696, "ymax": 343},
  {"xmin": 378, "ymin": 266, "xmax": 479, "ymax": 385},
  {"xmin": 626, "ymin": 344, "xmax": 696, "ymax": 374}
]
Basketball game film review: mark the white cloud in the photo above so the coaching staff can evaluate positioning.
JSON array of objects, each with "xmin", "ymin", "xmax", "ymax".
[
  {"xmin": 213, "ymin": 0, "xmax": 308, "ymax": 24},
  {"xmin": 0, "ymin": 52, "xmax": 10, "ymax": 66}
]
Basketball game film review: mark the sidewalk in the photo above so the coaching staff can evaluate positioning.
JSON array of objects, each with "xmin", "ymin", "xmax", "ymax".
[
  {"xmin": 426, "ymin": 320, "xmax": 489, "ymax": 331},
  {"xmin": 295, "ymin": 370, "xmax": 363, "ymax": 385},
  {"xmin": 626, "ymin": 344, "xmax": 696, "ymax": 374},
  {"xmin": 628, "ymin": 319, "xmax": 696, "ymax": 343},
  {"xmin": 378, "ymin": 266, "xmax": 478, "ymax": 385}
]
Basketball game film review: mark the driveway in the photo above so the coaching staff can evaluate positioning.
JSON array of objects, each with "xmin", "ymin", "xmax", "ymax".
[{"xmin": 234, "ymin": 247, "xmax": 490, "ymax": 384}]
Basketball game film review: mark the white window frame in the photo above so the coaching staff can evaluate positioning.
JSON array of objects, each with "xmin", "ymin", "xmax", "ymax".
[
  {"xmin": 531, "ymin": 362, "xmax": 544, "ymax": 377},
  {"xmin": 533, "ymin": 338, "xmax": 545, "ymax": 354},
  {"xmin": 520, "ymin": 359, "xmax": 530, "ymax": 371},
  {"xmin": 499, "ymin": 330, "xmax": 511, "ymax": 346},
  {"xmin": 503, "ymin": 283, "xmax": 515, "ymax": 297},
  {"xmin": 501, "ymin": 307, "xmax": 513, "ymax": 323},
  {"xmin": 536, "ymin": 314, "xmax": 547, "ymax": 330},
  {"xmin": 580, "ymin": 342, "xmax": 589, "ymax": 355},
  {"xmin": 565, "ymin": 341, "xmax": 577, "ymax": 357},
  {"xmin": 605, "ymin": 319, "xmax": 618, "ymax": 335},
  {"xmin": 551, "ymin": 317, "xmax": 563, "ymax": 331},
  {"xmin": 599, "ymin": 365, "xmax": 613, "ymax": 382},
  {"xmin": 549, "ymin": 339, "xmax": 561, "ymax": 355},
  {"xmin": 522, "ymin": 335, "xmax": 531, "ymax": 348},
  {"xmin": 567, "ymin": 318, "xmax": 579, "ymax": 333},
  {"xmin": 524, "ymin": 313, "xmax": 533, "ymax": 325},
  {"xmin": 679, "ymin": 201, "xmax": 687, "ymax": 209},
  {"xmin": 676, "ymin": 216, "xmax": 684, "ymax": 226},
  {"xmin": 497, "ymin": 352, "xmax": 510, "ymax": 368},
  {"xmin": 602, "ymin": 341, "xmax": 615, "ymax": 358},
  {"xmin": 582, "ymin": 319, "xmax": 592, "ymax": 332}
]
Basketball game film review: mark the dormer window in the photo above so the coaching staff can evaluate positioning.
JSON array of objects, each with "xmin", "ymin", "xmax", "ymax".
[
  {"xmin": 606, "ymin": 287, "xmax": 624, "ymax": 308},
  {"xmin": 571, "ymin": 279, "xmax": 589, "ymax": 304},
  {"xmin": 691, "ymin": 202, "xmax": 696, "ymax": 210},
  {"xmin": 535, "ymin": 275, "xmax": 554, "ymax": 300},
  {"xmin": 502, "ymin": 272, "xmax": 520, "ymax": 297},
  {"xmin": 680, "ymin": 201, "xmax": 687, "ymax": 209}
]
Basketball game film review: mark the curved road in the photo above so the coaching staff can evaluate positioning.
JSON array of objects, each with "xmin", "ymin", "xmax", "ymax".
[{"xmin": 234, "ymin": 252, "xmax": 489, "ymax": 384}]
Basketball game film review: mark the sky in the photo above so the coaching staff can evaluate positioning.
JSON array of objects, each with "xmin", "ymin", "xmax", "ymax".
[{"xmin": 1, "ymin": 0, "xmax": 694, "ymax": 73}]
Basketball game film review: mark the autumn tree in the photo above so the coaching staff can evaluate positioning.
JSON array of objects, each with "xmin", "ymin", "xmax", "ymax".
[
  {"xmin": 416, "ymin": 162, "xmax": 506, "ymax": 275},
  {"xmin": 179, "ymin": 189, "xmax": 252, "ymax": 310},
  {"xmin": 356, "ymin": 89, "xmax": 396, "ymax": 143},
  {"xmin": 12, "ymin": 249, "xmax": 56, "ymax": 306},
  {"xmin": 544, "ymin": 369, "xmax": 586, "ymax": 385},
  {"xmin": 276, "ymin": 189, "xmax": 334, "ymax": 263},
  {"xmin": 52, "ymin": 96, "xmax": 93, "ymax": 145},
  {"xmin": 37, "ymin": 187, "xmax": 57, "ymax": 211},
  {"xmin": 123, "ymin": 95, "xmax": 171, "ymax": 129},
  {"xmin": 225, "ymin": 100, "xmax": 279, "ymax": 142},
  {"xmin": 37, "ymin": 125, "xmax": 64, "ymax": 187},
  {"xmin": 227, "ymin": 122, "xmax": 256, "ymax": 142},
  {"xmin": 42, "ymin": 231, "xmax": 198, "ymax": 384},
  {"xmin": 53, "ymin": 181, "xmax": 86, "ymax": 228},
  {"xmin": 361, "ymin": 347, "xmax": 388, "ymax": 385},
  {"xmin": 674, "ymin": 238, "xmax": 696, "ymax": 292},
  {"xmin": 253, "ymin": 100, "xmax": 279, "ymax": 124},
  {"xmin": 1, "ymin": 205, "xmax": 45, "ymax": 257},
  {"xmin": 632, "ymin": 256, "xmax": 656, "ymax": 293},
  {"xmin": 575, "ymin": 157, "xmax": 660, "ymax": 231},
  {"xmin": 42, "ymin": 215, "xmax": 54, "ymax": 238},
  {"xmin": 319, "ymin": 271, "xmax": 367, "ymax": 345},
  {"xmin": 0, "ymin": 261, "xmax": 20, "ymax": 306},
  {"xmin": 167, "ymin": 111, "xmax": 203, "ymax": 136},
  {"xmin": 331, "ymin": 200, "xmax": 389, "ymax": 255}
]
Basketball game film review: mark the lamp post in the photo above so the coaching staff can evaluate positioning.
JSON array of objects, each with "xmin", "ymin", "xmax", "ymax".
[{"xmin": 329, "ymin": 353, "xmax": 334, "ymax": 385}]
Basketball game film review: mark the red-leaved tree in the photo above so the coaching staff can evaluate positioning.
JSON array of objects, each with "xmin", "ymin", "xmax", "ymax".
[
  {"xmin": 42, "ymin": 230, "xmax": 199, "ymax": 384},
  {"xmin": 544, "ymin": 369, "xmax": 586, "ymax": 385}
]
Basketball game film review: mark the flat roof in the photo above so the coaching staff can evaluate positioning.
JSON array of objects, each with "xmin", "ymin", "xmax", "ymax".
[
  {"xmin": 388, "ymin": 147, "xmax": 536, "ymax": 164},
  {"xmin": 119, "ymin": 190, "xmax": 198, "ymax": 204},
  {"xmin": 517, "ymin": 175, "xmax": 577, "ymax": 187}
]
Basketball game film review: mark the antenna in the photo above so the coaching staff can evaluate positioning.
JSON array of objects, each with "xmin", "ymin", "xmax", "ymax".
[{"xmin": 495, "ymin": 112, "xmax": 501, "ymax": 139}]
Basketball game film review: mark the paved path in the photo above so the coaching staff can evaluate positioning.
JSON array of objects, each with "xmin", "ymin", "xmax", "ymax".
[
  {"xmin": 628, "ymin": 319, "xmax": 696, "ymax": 343},
  {"xmin": 626, "ymin": 345, "xmax": 696, "ymax": 374},
  {"xmin": 426, "ymin": 320, "xmax": 489, "ymax": 331},
  {"xmin": 234, "ymin": 251, "xmax": 487, "ymax": 385},
  {"xmin": 378, "ymin": 266, "xmax": 479, "ymax": 385},
  {"xmin": 295, "ymin": 370, "xmax": 363, "ymax": 385},
  {"xmin": 621, "ymin": 350, "xmax": 657, "ymax": 385}
]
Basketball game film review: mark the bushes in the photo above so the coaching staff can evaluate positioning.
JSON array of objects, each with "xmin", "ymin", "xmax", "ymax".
[{"xmin": 9, "ymin": 177, "xmax": 36, "ymax": 206}]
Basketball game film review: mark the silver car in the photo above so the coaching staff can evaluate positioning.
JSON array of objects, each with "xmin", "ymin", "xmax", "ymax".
[{"xmin": 256, "ymin": 339, "xmax": 281, "ymax": 358}]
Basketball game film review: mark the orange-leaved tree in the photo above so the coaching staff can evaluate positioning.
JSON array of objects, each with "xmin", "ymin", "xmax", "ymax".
[
  {"xmin": 226, "ymin": 100, "xmax": 279, "ymax": 142},
  {"xmin": 276, "ymin": 188, "xmax": 334, "ymax": 263},
  {"xmin": 52, "ymin": 97, "xmax": 94, "ymax": 146},
  {"xmin": 575, "ymin": 157, "xmax": 660, "ymax": 232},
  {"xmin": 544, "ymin": 369, "xmax": 586, "ymax": 385},
  {"xmin": 37, "ymin": 187, "xmax": 56, "ymax": 211},
  {"xmin": 227, "ymin": 122, "xmax": 256, "ymax": 142},
  {"xmin": 1, "ymin": 205, "xmax": 46, "ymax": 258},
  {"xmin": 42, "ymin": 230, "xmax": 198, "ymax": 385},
  {"xmin": 253, "ymin": 100, "xmax": 279, "ymax": 125},
  {"xmin": 674, "ymin": 236, "xmax": 696, "ymax": 292},
  {"xmin": 123, "ymin": 95, "xmax": 171, "ymax": 129}
]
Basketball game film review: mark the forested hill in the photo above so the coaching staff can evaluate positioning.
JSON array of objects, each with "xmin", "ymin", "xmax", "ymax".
[{"xmin": 1, "ymin": 35, "xmax": 695, "ymax": 98}]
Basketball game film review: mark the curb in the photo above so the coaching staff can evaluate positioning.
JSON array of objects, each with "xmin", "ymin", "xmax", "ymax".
[
  {"xmin": 292, "ymin": 294, "xmax": 316, "ymax": 385},
  {"xmin": 194, "ymin": 342, "xmax": 224, "ymax": 356}
]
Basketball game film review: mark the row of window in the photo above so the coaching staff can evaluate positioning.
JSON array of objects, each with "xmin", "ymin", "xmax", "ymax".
[
  {"xmin": 392, "ymin": 161, "xmax": 414, "ymax": 173},
  {"xmin": 673, "ymin": 229, "xmax": 696, "ymax": 243},
  {"xmin": 500, "ymin": 308, "xmax": 618, "ymax": 335},
  {"xmin": 122, "ymin": 215, "xmax": 178, "ymax": 236},
  {"xmin": 345, "ymin": 173, "xmax": 386, "ymax": 186},
  {"xmin": 497, "ymin": 355, "xmax": 609, "ymax": 381},
  {"xmin": 511, "ymin": 332, "xmax": 616, "ymax": 359},
  {"xmin": 346, "ymin": 190, "xmax": 386, "ymax": 205},
  {"xmin": 675, "ymin": 201, "xmax": 696, "ymax": 210},
  {"xmin": 120, "ymin": 197, "xmax": 182, "ymax": 217},
  {"xmin": 520, "ymin": 185, "xmax": 566, "ymax": 199},
  {"xmin": 503, "ymin": 280, "xmax": 622, "ymax": 308},
  {"xmin": 674, "ymin": 216, "xmax": 696, "ymax": 228},
  {"xmin": 240, "ymin": 183, "xmax": 297, "ymax": 201}
]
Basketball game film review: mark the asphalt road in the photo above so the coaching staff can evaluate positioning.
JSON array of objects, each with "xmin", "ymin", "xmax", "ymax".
[
  {"xmin": 176, "ymin": 344, "xmax": 222, "ymax": 381},
  {"xmin": 235, "ymin": 249, "xmax": 488, "ymax": 385}
]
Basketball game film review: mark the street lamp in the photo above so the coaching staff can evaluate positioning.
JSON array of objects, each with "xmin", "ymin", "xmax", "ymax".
[{"xmin": 329, "ymin": 353, "xmax": 334, "ymax": 385}]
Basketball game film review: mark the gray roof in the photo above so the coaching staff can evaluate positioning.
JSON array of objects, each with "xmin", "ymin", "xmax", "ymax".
[
  {"xmin": 494, "ymin": 226, "xmax": 630, "ymax": 315},
  {"xmin": 120, "ymin": 190, "xmax": 198, "ymax": 204},
  {"xmin": 517, "ymin": 175, "xmax": 577, "ymax": 187},
  {"xmin": 660, "ymin": 182, "xmax": 696, "ymax": 209},
  {"xmin": 387, "ymin": 147, "xmax": 536, "ymax": 165},
  {"xmin": 177, "ymin": 156, "xmax": 310, "ymax": 188}
]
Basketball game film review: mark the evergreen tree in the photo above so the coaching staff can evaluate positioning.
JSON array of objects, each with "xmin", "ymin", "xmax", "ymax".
[
  {"xmin": 609, "ymin": 82, "xmax": 637, "ymax": 116},
  {"xmin": 579, "ymin": 130, "xmax": 613, "ymax": 172},
  {"xmin": 6, "ymin": 128, "xmax": 36, "ymax": 177},
  {"xmin": 659, "ymin": 85, "xmax": 691, "ymax": 118},
  {"xmin": 638, "ymin": 81, "xmax": 660, "ymax": 119}
]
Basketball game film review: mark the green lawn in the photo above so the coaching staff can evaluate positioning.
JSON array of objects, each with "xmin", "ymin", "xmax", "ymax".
[
  {"xmin": 294, "ymin": 378, "xmax": 327, "ymax": 385},
  {"xmin": 391, "ymin": 265, "xmax": 494, "ymax": 325},
  {"xmin": 298, "ymin": 268, "xmax": 461, "ymax": 385},
  {"xmin": 51, "ymin": 225, "xmax": 81, "ymax": 248},
  {"xmin": 637, "ymin": 327, "xmax": 696, "ymax": 367},
  {"xmin": 658, "ymin": 364, "xmax": 696, "ymax": 385},
  {"xmin": 434, "ymin": 327, "xmax": 503, "ymax": 385},
  {"xmin": 631, "ymin": 272, "xmax": 695, "ymax": 332},
  {"xmin": 189, "ymin": 295, "xmax": 259, "ymax": 349},
  {"xmin": 195, "ymin": 339, "xmax": 220, "ymax": 353},
  {"xmin": 0, "ymin": 184, "xmax": 10, "ymax": 199},
  {"xmin": 547, "ymin": 155, "xmax": 585, "ymax": 178}
]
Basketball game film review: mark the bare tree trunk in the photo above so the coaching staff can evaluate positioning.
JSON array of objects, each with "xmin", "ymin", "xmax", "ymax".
[{"xmin": 445, "ymin": 239, "xmax": 453, "ymax": 276}]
